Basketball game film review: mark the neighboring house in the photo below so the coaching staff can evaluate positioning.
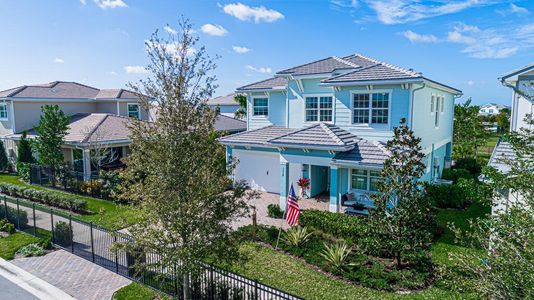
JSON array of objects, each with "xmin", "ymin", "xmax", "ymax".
[
  {"xmin": 207, "ymin": 93, "xmax": 241, "ymax": 118},
  {"xmin": 0, "ymin": 81, "xmax": 150, "ymax": 179},
  {"xmin": 488, "ymin": 63, "xmax": 534, "ymax": 213},
  {"xmin": 219, "ymin": 53, "xmax": 462, "ymax": 213},
  {"xmin": 478, "ymin": 103, "xmax": 509, "ymax": 116}
]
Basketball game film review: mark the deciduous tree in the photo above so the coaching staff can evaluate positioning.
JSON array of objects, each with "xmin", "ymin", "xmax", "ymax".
[
  {"xmin": 233, "ymin": 94, "xmax": 247, "ymax": 119},
  {"xmin": 453, "ymin": 98, "xmax": 488, "ymax": 160},
  {"xmin": 34, "ymin": 105, "xmax": 70, "ymax": 171}
]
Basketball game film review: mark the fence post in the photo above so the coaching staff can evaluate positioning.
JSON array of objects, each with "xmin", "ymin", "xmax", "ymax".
[
  {"xmin": 69, "ymin": 215, "xmax": 74, "ymax": 253},
  {"xmin": 254, "ymin": 280, "xmax": 259, "ymax": 300},
  {"xmin": 50, "ymin": 208, "xmax": 54, "ymax": 243},
  {"xmin": 114, "ymin": 235, "xmax": 118, "ymax": 273},
  {"xmin": 16, "ymin": 198, "xmax": 20, "ymax": 230},
  {"xmin": 32, "ymin": 204, "xmax": 36, "ymax": 237},
  {"xmin": 90, "ymin": 222, "xmax": 95, "ymax": 263}
]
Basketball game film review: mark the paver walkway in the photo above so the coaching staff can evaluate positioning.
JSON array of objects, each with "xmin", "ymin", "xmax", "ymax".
[
  {"xmin": 12, "ymin": 250, "xmax": 131, "ymax": 300},
  {"xmin": 232, "ymin": 192, "xmax": 329, "ymax": 230}
]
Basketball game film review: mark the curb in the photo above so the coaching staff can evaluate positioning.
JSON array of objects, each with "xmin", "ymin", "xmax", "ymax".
[{"xmin": 0, "ymin": 257, "xmax": 77, "ymax": 300}]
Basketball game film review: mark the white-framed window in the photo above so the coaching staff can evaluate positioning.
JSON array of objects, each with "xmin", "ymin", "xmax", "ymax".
[
  {"xmin": 351, "ymin": 92, "xmax": 390, "ymax": 125},
  {"xmin": 127, "ymin": 103, "xmax": 140, "ymax": 119},
  {"xmin": 0, "ymin": 103, "xmax": 8, "ymax": 121},
  {"xmin": 305, "ymin": 95, "xmax": 333, "ymax": 122},
  {"xmin": 432, "ymin": 95, "xmax": 444, "ymax": 128},
  {"xmin": 252, "ymin": 97, "xmax": 268, "ymax": 116},
  {"xmin": 350, "ymin": 169, "xmax": 383, "ymax": 192}
]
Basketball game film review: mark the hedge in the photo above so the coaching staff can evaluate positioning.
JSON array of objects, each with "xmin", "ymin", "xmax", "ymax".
[
  {"xmin": 0, "ymin": 182, "xmax": 87, "ymax": 212},
  {"xmin": 299, "ymin": 209, "xmax": 369, "ymax": 242},
  {"xmin": 0, "ymin": 206, "xmax": 29, "ymax": 228}
]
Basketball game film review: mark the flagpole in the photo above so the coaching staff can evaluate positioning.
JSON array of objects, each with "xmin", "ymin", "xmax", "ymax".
[{"xmin": 275, "ymin": 186, "xmax": 290, "ymax": 250}]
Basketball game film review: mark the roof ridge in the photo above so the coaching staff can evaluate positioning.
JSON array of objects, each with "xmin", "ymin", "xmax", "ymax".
[
  {"xmin": 353, "ymin": 53, "xmax": 421, "ymax": 77},
  {"xmin": 6, "ymin": 86, "xmax": 27, "ymax": 97},
  {"xmin": 320, "ymin": 123, "xmax": 344, "ymax": 145},
  {"xmin": 332, "ymin": 56, "xmax": 360, "ymax": 68},
  {"xmin": 321, "ymin": 63, "xmax": 380, "ymax": 82},
  {"xmin": 276, "ymin": 56, "xmax": 349, "ymax": 75},
  {"xmin": 82, "ymin": 114, "xmax": 109, "ymax": 143},
  {"xmin": 268, "ymin": 123, "xmax": 319, "ymax": 142}
]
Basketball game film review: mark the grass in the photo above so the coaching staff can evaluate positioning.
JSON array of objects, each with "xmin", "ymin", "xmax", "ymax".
[
  {"xmin": 113, "ymin": 283, "xmax": 167, "ymax": 300},
  {"xmin": 0, "ymin": 174, "xmax": 140, "ymax": 230},
  {"xmin": 0, "ymin": 232, "xmax": 40, "ymax": 260}
]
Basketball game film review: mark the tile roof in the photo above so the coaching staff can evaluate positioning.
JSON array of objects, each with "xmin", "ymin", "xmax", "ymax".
[
  {"xmin": 322, "ymin": 63, "xmax": 421, "ymax": 83},
  {"xmin": 219, "ymin": 126, "xmax": 294, "ymax": 146},
  {"xmin": 0, "ymin": 81, "xmax": 141, "ymax": 100},
  {"xmin": 488, "ymin": 140, "xmax": 516, "ymax": 173},
  {"xmin": 236, "ymin": 77, "xmax": 288, "ymax": 91},
  {"xmin": 214, "ymin": 114, "xmax": 246, "ymax": 133},
  {"xmin": 276, "ymin": 56, "xmax": 355, "ymax": 76},
  {"xmin": 207, "ymin": 93, "xmax": 240, "ymax": 106},
  {"xmin": 332, "ymin": 140, "xmax": 389, "ymax": 167},
  {"xmin": 269, "ymin": 123, "xmax": 357, "ymax": 150}
]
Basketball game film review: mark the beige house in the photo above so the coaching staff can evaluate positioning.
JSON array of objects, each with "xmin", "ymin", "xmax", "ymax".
[{"xmin": 0, "ymin": 81, "xmax": 150, "ymax": 179}]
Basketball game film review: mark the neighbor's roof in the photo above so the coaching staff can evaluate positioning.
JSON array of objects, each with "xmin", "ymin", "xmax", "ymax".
[
  {"xmin": 214, "ymin": 114, "xmax": 246, "ymax": 133},
  {"xmin": 0, "ymin": 81, "xmax": 141, "ymax": 100},
  {"xmin": 269, "ymin": 123, "xmax": 356, "ymax": 151},
  {"xmin": 236, "ymin": 53, "xmax": 461, "ymax": 94},
  {"xmin": 332, "ymin": 139, "xmax": 389, "ymax": 167},
  {"xmin": 236, "ymin": 77, "xmax": 288, "ymax": 92},
  {"xmin": 488, "ymin": 140, "xmax": 516, "ymax": 174},
  {"xmin": 501, "ymin": 62, "xmax": 534, "ymax": 82},
  {"xmin": 207, "ymin": 93, "xmax": 240, "ymax": 106}
]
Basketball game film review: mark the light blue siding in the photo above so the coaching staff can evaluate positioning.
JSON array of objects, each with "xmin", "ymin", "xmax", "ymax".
[{"xmin": 247, "ymin": 91, "xmax": 286, "ymax": 130}]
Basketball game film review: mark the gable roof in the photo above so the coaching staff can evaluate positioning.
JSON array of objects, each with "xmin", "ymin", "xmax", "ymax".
[
  {"xmin": 237, "ymin": 77, "xmax": 288, "ymax": 92},
  {"xmin": 207, "ymin": 93, "xmax": 240, "ymax": 106},
  {"xmin": 332, "ymin": 139, "xmax": 389, "ymax": 167},
  {"xmin": 214, "ymin": 114, "xmax": 246, "ymax": 133},
  {"xmin": 268, "ymin": 123, "xmax": 357, "ymax": 151},
  {"xmin": 219, "ymin": 125, "xmax": 294, "ymax": 147},
  {"xmin": 276, "ymin": 56, "xmax": 356, "ymax": 76},
  {"xmin": 322, "ymin": 63, "xmax": 421, "ymax": 83},
  {"xmin": 0, "ymin": 81, "xmax": 141, "ymax": 100}
]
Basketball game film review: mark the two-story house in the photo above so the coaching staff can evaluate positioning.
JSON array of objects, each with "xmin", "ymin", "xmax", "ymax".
[
  {"xmin": 478, "ymin": 103, "xmax": 510, "ymax": 116},
  {"xmin": 489, "ymin": 63, "xmax": 534, "ymax": 212},
  {"xmin": 0, "ymin": 81, "xmax": 150, "ymax": 179},
  {"xmin": 219, "ymin": 54, "xmax": 462, "ymax": 213}
]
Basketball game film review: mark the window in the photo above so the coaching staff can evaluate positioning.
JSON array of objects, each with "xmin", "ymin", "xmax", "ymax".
[
  {"xmin": 432, "ymin": 95, "xmax": 444, "ymax": 128},
  {"xmin": 352, "ymin": 92, "xmax": 389, "ymax": 125},
  {"xmin": 253, "ymin": 97, "xmax": 268, "ymax": 116},
  {"xmin": 0, "ymin": 103, "xmax": 7, "ymax": 120},
  {"xmin": 351, "ymin": 169, "xmax": 383, "ymax": 192},
  {"xmin": 127, "ymin": 103, "xmax": 140, "ymax": 119},
  {"xmin": 351, "ymin": 169, "xmax": 368, "ymax": 190},
  {"xmin": 305, "ymin": 96, "xmax": 333, "ymax": 122}
]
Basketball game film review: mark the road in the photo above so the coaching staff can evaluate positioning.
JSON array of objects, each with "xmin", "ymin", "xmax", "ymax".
[{"xmin": 0, "ymin": 274, "xmax": 39, "ymax": 300}]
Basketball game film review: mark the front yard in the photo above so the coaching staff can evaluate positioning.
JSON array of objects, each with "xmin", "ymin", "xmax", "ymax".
[
  {"xmin": 0, "ymin": 232, "xmax": 41, "ymax": 260},
  {"xmin": 0, "ymin": 174, "xmax": 140, "ymax": 229}
]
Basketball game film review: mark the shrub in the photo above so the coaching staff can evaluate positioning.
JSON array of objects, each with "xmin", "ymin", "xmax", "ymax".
[
  {"xmin": 79, "ymin": 180, "xmax": 103, "ymax": 196},
  {"xmin": 267, "ymin": 204, "xmax": 284, "ymax": 219},
  {"xmin": 0, "ymin": 182, "xmax": 87, "ymax": 211},
  {"xmin": 0, "ymin": 205, "xmax": 29, "ymax": 228},
  {"xmin": 0, "ymin": 218, "xmax": 15, "ymax": 234},
  {"xmin": 53, "ymin": 221, "xmax": 72, "ymax": 247},
  {"xmin": 16, "ymin": 162, "xmax": 31, "ymax": 182},
  {"xmin": 454, "ymin": 158, "xmax": 482, "ymax": 176},
  {"xmin": 442, "ymin": 168, "xmax": 472, "ymax": 183},
  {"xmin": 37, "ymin": 237, "xmax": 52, "ymax": 250},
  {"xmin": 320, "ymin": 241, "xmax": 353, "ymax": 272},
  {"xmin": 99, "ymin": 170, "xmax": 123, "ymax": 200},
  {"xmin": 299, "ymin": 210, "xmax": 368, "ymax": 242},
  {"xmin": 17, "ymin": 243, "xmax": 46, "ymax": 257},
  {"xmin": 425, "ymin": 183, "xmax": 470, "ymax": 209},
  {"xmin": 284, "ymin": 226, "xmax": 313, "ymax": 248}
]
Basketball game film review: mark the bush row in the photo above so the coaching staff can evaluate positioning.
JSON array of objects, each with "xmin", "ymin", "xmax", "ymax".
[
  {"xmin": 0, "ymin": 205, "xmax": 29, "ymax": 228},
  {"xmin": 425, "ymin": 178, "xmax": 491, "ymax": 209},
  {"xmin": 0, "ymin": 182, "xmax": 87, "ymax": 211},
  {"xmin": 299, "ymin": 209, "xmax": 368, "ymax": 242}
]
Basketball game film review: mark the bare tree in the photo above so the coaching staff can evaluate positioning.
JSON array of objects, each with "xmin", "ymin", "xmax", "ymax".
[{"xmin": 81, "ymin": 126, "xmax": 120, "ymax": 175}]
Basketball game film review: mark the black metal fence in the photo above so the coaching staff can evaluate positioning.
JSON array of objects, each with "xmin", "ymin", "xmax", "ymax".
[{"xmin": 0, "ymin": 194, "xmax": 301, "ymax": 300}]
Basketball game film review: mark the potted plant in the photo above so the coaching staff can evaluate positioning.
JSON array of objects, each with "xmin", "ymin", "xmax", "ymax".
[{"xmin": 296, "ymin": 178, "xmax": 310, "ymax": 199}]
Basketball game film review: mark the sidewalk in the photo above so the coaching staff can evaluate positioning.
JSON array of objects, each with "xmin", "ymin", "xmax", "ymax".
[{"xmin": 0, "ymin": 257, "xmax": 76, "ymax": 300}]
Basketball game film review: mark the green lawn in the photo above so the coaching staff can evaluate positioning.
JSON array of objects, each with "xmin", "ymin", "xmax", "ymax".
[
  {"xmin": 113, "ymin": 283, "xmax": 167, "ymax": 300},
  {"xmin": 0, "ymin": 232, "xmax": 40, "ymax": 260},
  {"xmin": 0, "ymin": 174, "xmax": 140, "ymax": 230}
]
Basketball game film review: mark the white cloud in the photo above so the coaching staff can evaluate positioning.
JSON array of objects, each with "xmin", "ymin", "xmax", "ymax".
[
  {"xmin": 54, "ymin": 58, "xmax": 64, "ymax": 63},
  {"xmin": 467, "ymin": 80, "xmax": 475, "ymax": 86},
  {"xmin": 246, "ymin": 65, "xmax": 272, "ymax": 74},
  {"xmin": 163, "ymin": 25, "xmax": 177, "ymax": 35},
  {"xmin": 223, "ymin": 3, "xmax": 284, "ymax": 23},
  {"xmin": 201, "ymin": 24, "xmax": 228, "ymax": 36},
  {"xmin": 498, "ymin": 3, "xmax": 529, "ymax": 16},
  {"xmin": 232, "ymin": 46, "xmax": 251, "ymax": 54},
  {"xmin": 363, "ymin": 0, "xmax": 492, "ymax": 24},
  {"xmin": 402, "ymin": 30, "xmax": 438, "ymax": 43},
  {"xmin": 124, "ymin": 66, "xmax": 148, "ymax": 74},
  {"xmin": 108, "ymin": 71, "xmax": 118, "ymax": 76},
  {"xmin": 94, "ymin": 0, "xmax": 127, "ymax": 9},
  {"xmin": 80, "ymin": 0, "xmax": 87, "ymax": 5},
  {"xmin": 145, "ymin": 40, "xmax": 197, "ymax": 57}
]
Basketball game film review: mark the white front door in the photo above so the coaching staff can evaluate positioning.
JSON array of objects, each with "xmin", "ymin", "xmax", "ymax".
[{"xmin": 233, "ymin": 150, "xmax": 280, "ymax": 193}]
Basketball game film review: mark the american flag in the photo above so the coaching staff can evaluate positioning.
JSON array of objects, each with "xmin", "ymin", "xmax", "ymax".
[{"xmin": 285, "ymin": 184, "xmax": 300, "ymax": 226}]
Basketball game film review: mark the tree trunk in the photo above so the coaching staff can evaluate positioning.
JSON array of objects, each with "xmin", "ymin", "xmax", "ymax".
[
  {"xmin": 396, "ymin": 251, "xmax": 402, "ymax": 269},
  {"xmin": 183, "ymin": 272, "xmax": 190, "ymax": 300}
]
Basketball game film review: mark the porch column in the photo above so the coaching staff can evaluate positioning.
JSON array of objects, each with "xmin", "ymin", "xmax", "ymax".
[
  {"xmin": 329, "ymin": 166, "xmax": 339, "ymax": 213},
  {"xmin": 280, "ymin": 157, "xmax": 289, "ymax": 211},
  {"xmin": 82, "ymin": 148, "xmax": 91, "ymax": 181}
]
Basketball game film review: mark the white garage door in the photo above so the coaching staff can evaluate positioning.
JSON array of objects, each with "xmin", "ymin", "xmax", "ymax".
[{"xmin": 234, "ymin": 150, "xmax": 279, "ymax": 193}]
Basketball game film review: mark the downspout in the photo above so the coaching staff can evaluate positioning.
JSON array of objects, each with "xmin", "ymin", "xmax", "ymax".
[{"xmin": 410, "ymin": 83, "xmax": 426, "ymax": 128}]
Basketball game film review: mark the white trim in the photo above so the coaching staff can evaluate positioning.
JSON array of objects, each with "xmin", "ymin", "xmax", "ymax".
[
  {"xmin": 116, "ymin": 100, "xmax": 120, "ymax": 116},
  {"xmin": 251, "ymin": 95, "xmax": 269, "ymax": 118},
  {"xmin": 9, "ymin": 101, "xmax": 15, "ymax": 133},
  {"xmin": 280, "ymin": 153, "xmax": 332, "ymax": 167},
  {"xmin": 0, "ymin": 103, "xmax": 8, "ymax": 121},
  {"xmin": 127, "ymin": 103, "xmax": 140, "ymax": 119},
  {"xmin": 349, "ymin": 89, "xmax": 392, "ymax": 128},
  {"xmin": 302, "ymin": 93, "xmax": 334, "ymax": 124},
  {"xmin": 348, "ymin": 168, "xmax": 382, "ymax": 194}
]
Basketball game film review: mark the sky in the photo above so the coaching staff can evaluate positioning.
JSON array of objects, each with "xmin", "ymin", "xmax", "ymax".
[{"xmin": 1, "ymin": 0, "xmax": 533, "ymax": 105}]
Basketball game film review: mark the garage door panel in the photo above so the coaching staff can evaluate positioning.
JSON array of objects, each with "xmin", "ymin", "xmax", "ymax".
[{"xmin": 234, "ymin": 150, "xmax": 279, "ymax": 193}]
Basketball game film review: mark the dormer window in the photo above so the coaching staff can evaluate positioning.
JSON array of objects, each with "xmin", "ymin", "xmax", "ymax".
[
  {"xmin": 305, "ymin": 96, "xmax": 332, "ymax": 122},
  {"xmin": 127, "ymin": 103, "xmax": 140, "ymax": 120},
  {"xmin": 0, "ymin": 103, "xmax": 8, "ymax": 121}
]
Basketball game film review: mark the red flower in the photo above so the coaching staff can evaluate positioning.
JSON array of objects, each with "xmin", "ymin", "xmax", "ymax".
[{"xmin": 297, "ymin": 178, "xmax": 310, "ymax": 189}]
